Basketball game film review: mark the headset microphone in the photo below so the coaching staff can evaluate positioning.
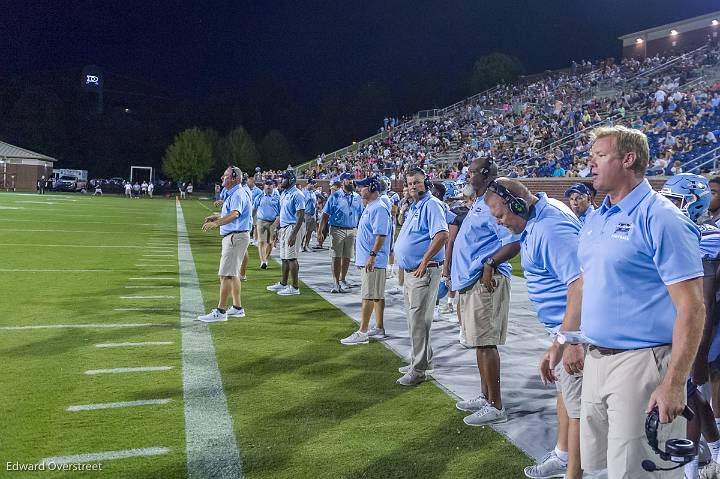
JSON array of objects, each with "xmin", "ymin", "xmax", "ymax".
[{"xmin": 641, "ymin": 406, "xmax": 696, "ymax": 473}]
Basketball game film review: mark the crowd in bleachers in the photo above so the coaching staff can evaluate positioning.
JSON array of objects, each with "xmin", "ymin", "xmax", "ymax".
[{"xmin": 300, "ymin": 42, "xmax": 720, "ymax": 184}]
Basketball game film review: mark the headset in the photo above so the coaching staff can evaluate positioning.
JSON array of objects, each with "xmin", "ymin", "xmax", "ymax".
[
  {"xmin": 642, "ymin": 406, "xmax": 696, "ymax": 472},
  {"xmin": 406, "ymin": 167, "xmax": 433, "ymax": 195},
  {"xmin": 282, "ymin": 170, "xmax": 297, "ymax": 187},
  {"xmin": 477, "ymin": 157, "xmax": 498, "ymax": 177},
  {"xmin": 486, "ymin": 180, "xmax": 529, "ymax": 219},
  {"xmin": 229, "ymin": 166, "xmax": 242, "ymax": 179}
]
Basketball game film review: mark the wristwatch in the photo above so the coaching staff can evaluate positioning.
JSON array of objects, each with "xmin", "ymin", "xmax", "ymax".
[
  {"xmin": 484, "ymin": 257, "xmax": 497, "ymax": 269},
  {"xmin": 369, "ymin": 251, "xmax": 377, "ymax": 257}
]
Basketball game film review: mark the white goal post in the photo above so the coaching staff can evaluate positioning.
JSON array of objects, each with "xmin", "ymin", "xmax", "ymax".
[{"xmin": 130, "ymin": 166, "xmax": 154, "ymax": 184}]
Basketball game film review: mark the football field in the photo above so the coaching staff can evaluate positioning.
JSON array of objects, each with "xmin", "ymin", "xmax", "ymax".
[{"xmin": 0, "ymin": 192, "xmax": 530, "ymax": 478}]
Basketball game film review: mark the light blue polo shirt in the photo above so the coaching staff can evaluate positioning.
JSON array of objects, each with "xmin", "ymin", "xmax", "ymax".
[
  {"xmin": 388, "ymin": 191, "xmax": 400, "ymax": 205},
  {"xmin": 380, "ymin": 193, "xmax": 393, "ymax": 213},
  {"xmin": 280, "ymin": 186, "xmax": 307, "ymax": 227},
  {"xmin": 305, "ymin": 188, "xmax": 317, "ymax": 215},
  {"xmin": 249, "ymin": 186, "xmax": 262, "ymax": 204},
  {"xmin": 451, "ymin": 195, "xmax": 521, "ymax": 291},
  {"xmin": 578, "ymin": 179, "xmax": 703, "ymax": 349},
  {"xmin": 323, "ymin": 190, "xmax": 363, "ymax": 228},
  {"xmin": 521, "ymin": 193, "xmax": 582, "ymax": 332},
  {"xmin": 577, "ymin": 205, "xmax": 595, "ymax": 224},
  {"xmin": 220, "ymin": 185, "xmax": 252, "ymax": 235},
  {"xmin": 253, "ymin": 193, "xmax": 280, "ymax": 222},
  {"xmin": 355, "ymin": 198, "xmax": 393, "ymax": 269},
  {"xmin": 395, "ymin": 193, "xmax": 449, "ymax": 270}
]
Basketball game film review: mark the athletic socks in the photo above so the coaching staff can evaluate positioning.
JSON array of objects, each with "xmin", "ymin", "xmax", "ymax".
[{"xmin": 554, "ymin": 447, "xmax": 568, "ymax": 463}]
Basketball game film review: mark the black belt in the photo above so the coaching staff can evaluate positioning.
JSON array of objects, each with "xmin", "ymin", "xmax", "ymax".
[
  {"xmin": 223, "ymin": 230, "xmax": 249, "ymax": 237},
  {"xmin": 589, "ymin": 344, "xmax": 670, "ymax": 356},
  {"xmin": 406, "ymin": 261, "xmax": 443, "ymax": 272},
  {"xmin": 330, "ymin": 225, "xmax": 354, "ymax": 230}
]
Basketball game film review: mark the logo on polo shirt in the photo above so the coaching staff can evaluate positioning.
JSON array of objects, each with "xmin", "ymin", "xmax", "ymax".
[{"xmin": 611, "ymin": 222, "xmax": 633, "ymax": 240}]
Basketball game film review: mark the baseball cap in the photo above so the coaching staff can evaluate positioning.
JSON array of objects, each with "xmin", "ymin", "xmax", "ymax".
[
  {"xmin": 564, "ymin": 183, "xmax": 591, "ymax": 197},
  {"xmin": 339, "ymin": 172, "xmax": 353, "ymax": 181},
  {"xmin": 264, "ymin": 179, "xmax": 274, "ymax": 186},
  {"xmin": 355, "ymin": 176, "xmax": 381, "ymax": 191}
]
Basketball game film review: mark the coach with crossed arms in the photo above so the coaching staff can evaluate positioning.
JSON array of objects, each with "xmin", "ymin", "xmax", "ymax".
[
  {"xmin": 394, "ymin": 167, "xmax": 449, "ymax": 386},
  {"xmin": 561, "ymin": 126, "xmax": 705, "ymax": 478}
]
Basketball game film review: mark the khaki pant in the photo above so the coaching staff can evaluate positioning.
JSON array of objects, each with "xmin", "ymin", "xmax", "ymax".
[
  {"xmin": 330, "ymin": 226, "xmax": 356, "ymax": 258},
  {"xmin": 553, "ymin": 361, "xmax": 583, "ymax": 419},
  {"xmin": 218, "ymin": 232, "xmax": 250, "ymax": 277},
  {"xmin": 403, "ymin": 266, "xmax": 442, "ymax": 373},
  {"xmin": 257, "ymin": 219, "xmax": 276, "ymax": 244},
  {"xmin": 458, "ymin": 274, "xmax": 510, "ymax": 347},
  {"xmin": 279, "ymin": 224, "xmax": 304, "ymax": 260},
  {"xmin": 581, "ymin": 345, "xmax": 684, "ymax": 478},
  {"xmin": 360, "ymin": 267, "xmax": 386, "ymax": 300}
]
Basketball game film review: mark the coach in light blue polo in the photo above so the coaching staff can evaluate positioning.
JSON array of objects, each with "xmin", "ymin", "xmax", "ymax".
[
  {"xmin": 323, "ymin": 173, "xmax": 363, "ymax": 228},
  {"xmin": 280, "ymin": 181, "xmax": 306, "ymax": 228},
  {"xmin": 356, "ymin": 181, "xmax": 393, "ymax": 269},
  {"xmin": 394, "ymin": 191, "xmax": 448, "ymax": 269},
  {"xmin": 579, "ymin": 178, "xmax": 702, "ymax": 349},
  {"xmin": 220, "ymin": 183, "xmax": 253, "ymax": 236},
  {"xmin": 254, "ymin": 182, "xmax": 280, "ymax": 222}
]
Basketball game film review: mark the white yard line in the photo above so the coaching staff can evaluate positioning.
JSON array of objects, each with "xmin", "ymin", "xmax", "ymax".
[
  {"xmin": 0, "ymin": 323, "xmax": 154, "ymax": 330},
  {"xmin": 95, "ymin": 341, "xmax": 174, "ymax": 348},
  {"xmin": 0, "ymin": 243, "xmax": 166, "ymax": 249},
  {"xmin": 124, "ymin": 286, "xmax": 174, "ymax": 289},
  {"xmin": 84, "ymin": 366, "xmax": 174, "ymax": 375},
  {"xmin": 39, "ymin": 447, "xmax": 170, "ymax": 465},
  {"xmin": 119, "ymin": 295, "xmax": 176, "ymax": 299},
  {"xmin": 0, "ymin": 269, "xmax": 113, "ymax": 273},
  {"xmin": 66, "ymin": 399, "xmax": 172, "ymax": 411},
  {"xmin": 176, "ymin": 201, "xmax": 243, "ymax": 478},
  {"xmin": 112, "ymin": 308, "xmax": 175, "ymax": 312},
  {"xmin": 128, "ymin": 277, "xmax": 176, "ymax": 281}
]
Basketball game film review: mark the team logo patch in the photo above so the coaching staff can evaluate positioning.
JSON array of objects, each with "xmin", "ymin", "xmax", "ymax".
[{"xmin": 611, "ymin": 222, "xmax": 633, "ymax": 240}]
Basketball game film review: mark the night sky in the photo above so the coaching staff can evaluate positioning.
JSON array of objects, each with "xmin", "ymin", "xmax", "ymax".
[{"xmin": 3, "ymin": 0, "xmax": 718, "ymax": 104}]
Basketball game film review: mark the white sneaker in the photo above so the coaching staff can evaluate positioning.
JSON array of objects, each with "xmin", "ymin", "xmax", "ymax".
[
  {"xmin": 385, "ymin": 269, "xmax": 394, "ymax": 280},
  {"xmin": 226, "ymin": 306, "xmax": 246, "ymax": 318},
  {"xmin": 266, "ymin": 282, "xmax": 286, "ymax": 291},
  {"xmin": 330, "ymin": 284, "xmax": 346, "ymax": 294},
  {"xmin": 367, "ymin": 327, "xmax": 386, "ymax": 338},
  {"xmin": 463, "ymin": 405, "xmax": 508, "ymax": 426},
  {"xmin": 433, "ymin": 305, "xmax": 441, "ymax": 321},
  {"xmin": 456, "ymin": 394, "xmax": 490, "ymax": 412},
  {"xmin": 277, "ymin": 285, "xmax": 300, "ymax": 296},
  {"xmin": 197, "ymin": 309, "xmax": 228, "ymax": 323},
  {"xmin": 398, "ymin": 365, "xmax": 411, "ymax": 374},
  {"xmin": 339, "ymin": 280, "xmax": 352, "ymax": 290},
  {"xmin": 340, "ymin": 331, "xmax": 369, "ymax": 345},
  {"xmin": 239, "ymin": 275, "xmax": 247, "ymax": 281},
  {"xmin": 523, "ymin": 450, "xmax": 567, "ymax": 478},
  {"xmin": 386, "ymin": 286, "xmax": 403, "ymax": 295},
  {"xmin": 397, "ymin": 371, "xmax": 426, "ymax": 386}
]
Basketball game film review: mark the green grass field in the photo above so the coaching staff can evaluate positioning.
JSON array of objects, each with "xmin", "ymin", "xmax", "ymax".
[{"xmin": 0, "ymin": 192, "xmax": 530, "ymax": 478}]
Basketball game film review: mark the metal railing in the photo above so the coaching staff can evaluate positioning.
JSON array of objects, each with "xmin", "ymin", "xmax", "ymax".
[{"xmin": 685, "ymin": 145, "xmax": 720, "ymax": 174}]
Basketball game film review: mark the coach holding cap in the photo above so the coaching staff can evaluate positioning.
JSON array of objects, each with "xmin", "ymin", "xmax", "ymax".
[
  {"xmin": 564, "ymin": 183, "xmax": 595, "ymax": 225},
  {"xmin": 318, "ymin": 172, "xmax": 363, "ymax": 293},
  {"xmin": 561, "ymin": 126, "xmax": 705, "ymax": 478},
  {"xmin": 485, "ymin": 178, "xmax": 583, "ymax": 479},
  {"xmin": 394, "ymin": 167, "xmax": 449, "ymax": 386},
  {"xmin": 198, "ymin": 166, "xmax": 252, "ymax": 322}
]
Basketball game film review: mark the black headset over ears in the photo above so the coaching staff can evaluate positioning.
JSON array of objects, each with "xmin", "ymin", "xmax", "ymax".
[
  {"xmin": 407, "ymin": 167, "xmax": 433, "ymax": 193},
  {"xmin": 486, "ymin": 180, "xmax": 529, "ymax": 219},
  {"xmin": 478, "ymin": 157, "xmax": 497, "ymax": 177},
  {"xmin": 642, "ymin": 406, "xmax": 696, "ymax": 473},
  {"xmin": 230, "ymin": 166, "xmax": 241, "ymax": 179}
]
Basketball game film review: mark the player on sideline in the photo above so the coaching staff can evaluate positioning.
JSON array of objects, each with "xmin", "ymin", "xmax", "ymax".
[
  {"xmin": 197, "ymin": 166, "xmax": 252, "ymax": 322},
  {"xmin": 485, "ymin": 178, "xmax": 583, "ymax": 479}
]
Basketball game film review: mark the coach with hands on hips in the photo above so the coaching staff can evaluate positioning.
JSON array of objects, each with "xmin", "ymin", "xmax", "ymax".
[
  {"xmin": 561, "ymin": 126, "xmax": 705, "ymax": 478},
  {"xmin": 393, "ymin": 167, "xmax": 449, "ymax": 386},
  {"xmin": 484, "ymin": 178, "xmax": 583, "ymax": 479},
  {"xmin": 198, "ymin": 166, "xmax": 252, "ymax": 322}
]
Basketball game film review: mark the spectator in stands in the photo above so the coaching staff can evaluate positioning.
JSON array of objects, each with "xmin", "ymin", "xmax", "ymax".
[
  {"xmin": 394, "ymin": 167, "xmax": 449, "ymax": 386},
  {"xmin": 451, "ymin": 158, "xmax": 519, "ymax": 425},
  {"xmin": 562, "ymin": 126, "xmax": 704, "ymax": 477},
  {"xmin": 484, "ymin": 178, "xmax": 583, "ymax": 479},
  {"xmin": 670, "ymin": 160, "xmax": 683, "ymax": 175},
  {"xmin": 253, "ymin": 179, "xmax": 281, "ymax": 269},
  {"xmin": 552, "ymin": 163, "xmax": 566, "ymax": 177},
  {"xmin": 198, "ymin": 166, "xmax": 251, "ymax": 323},
  {"xmin": 564, "ymin": 183, "xmax": 594, "ymax": 224},
  {"xmin": 340, "ymin": 176, "xmax": 392, "ymax": 345},
  {"xmin": 318, "ymin": 172, "xmax": 363, "ymax": 293}
]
